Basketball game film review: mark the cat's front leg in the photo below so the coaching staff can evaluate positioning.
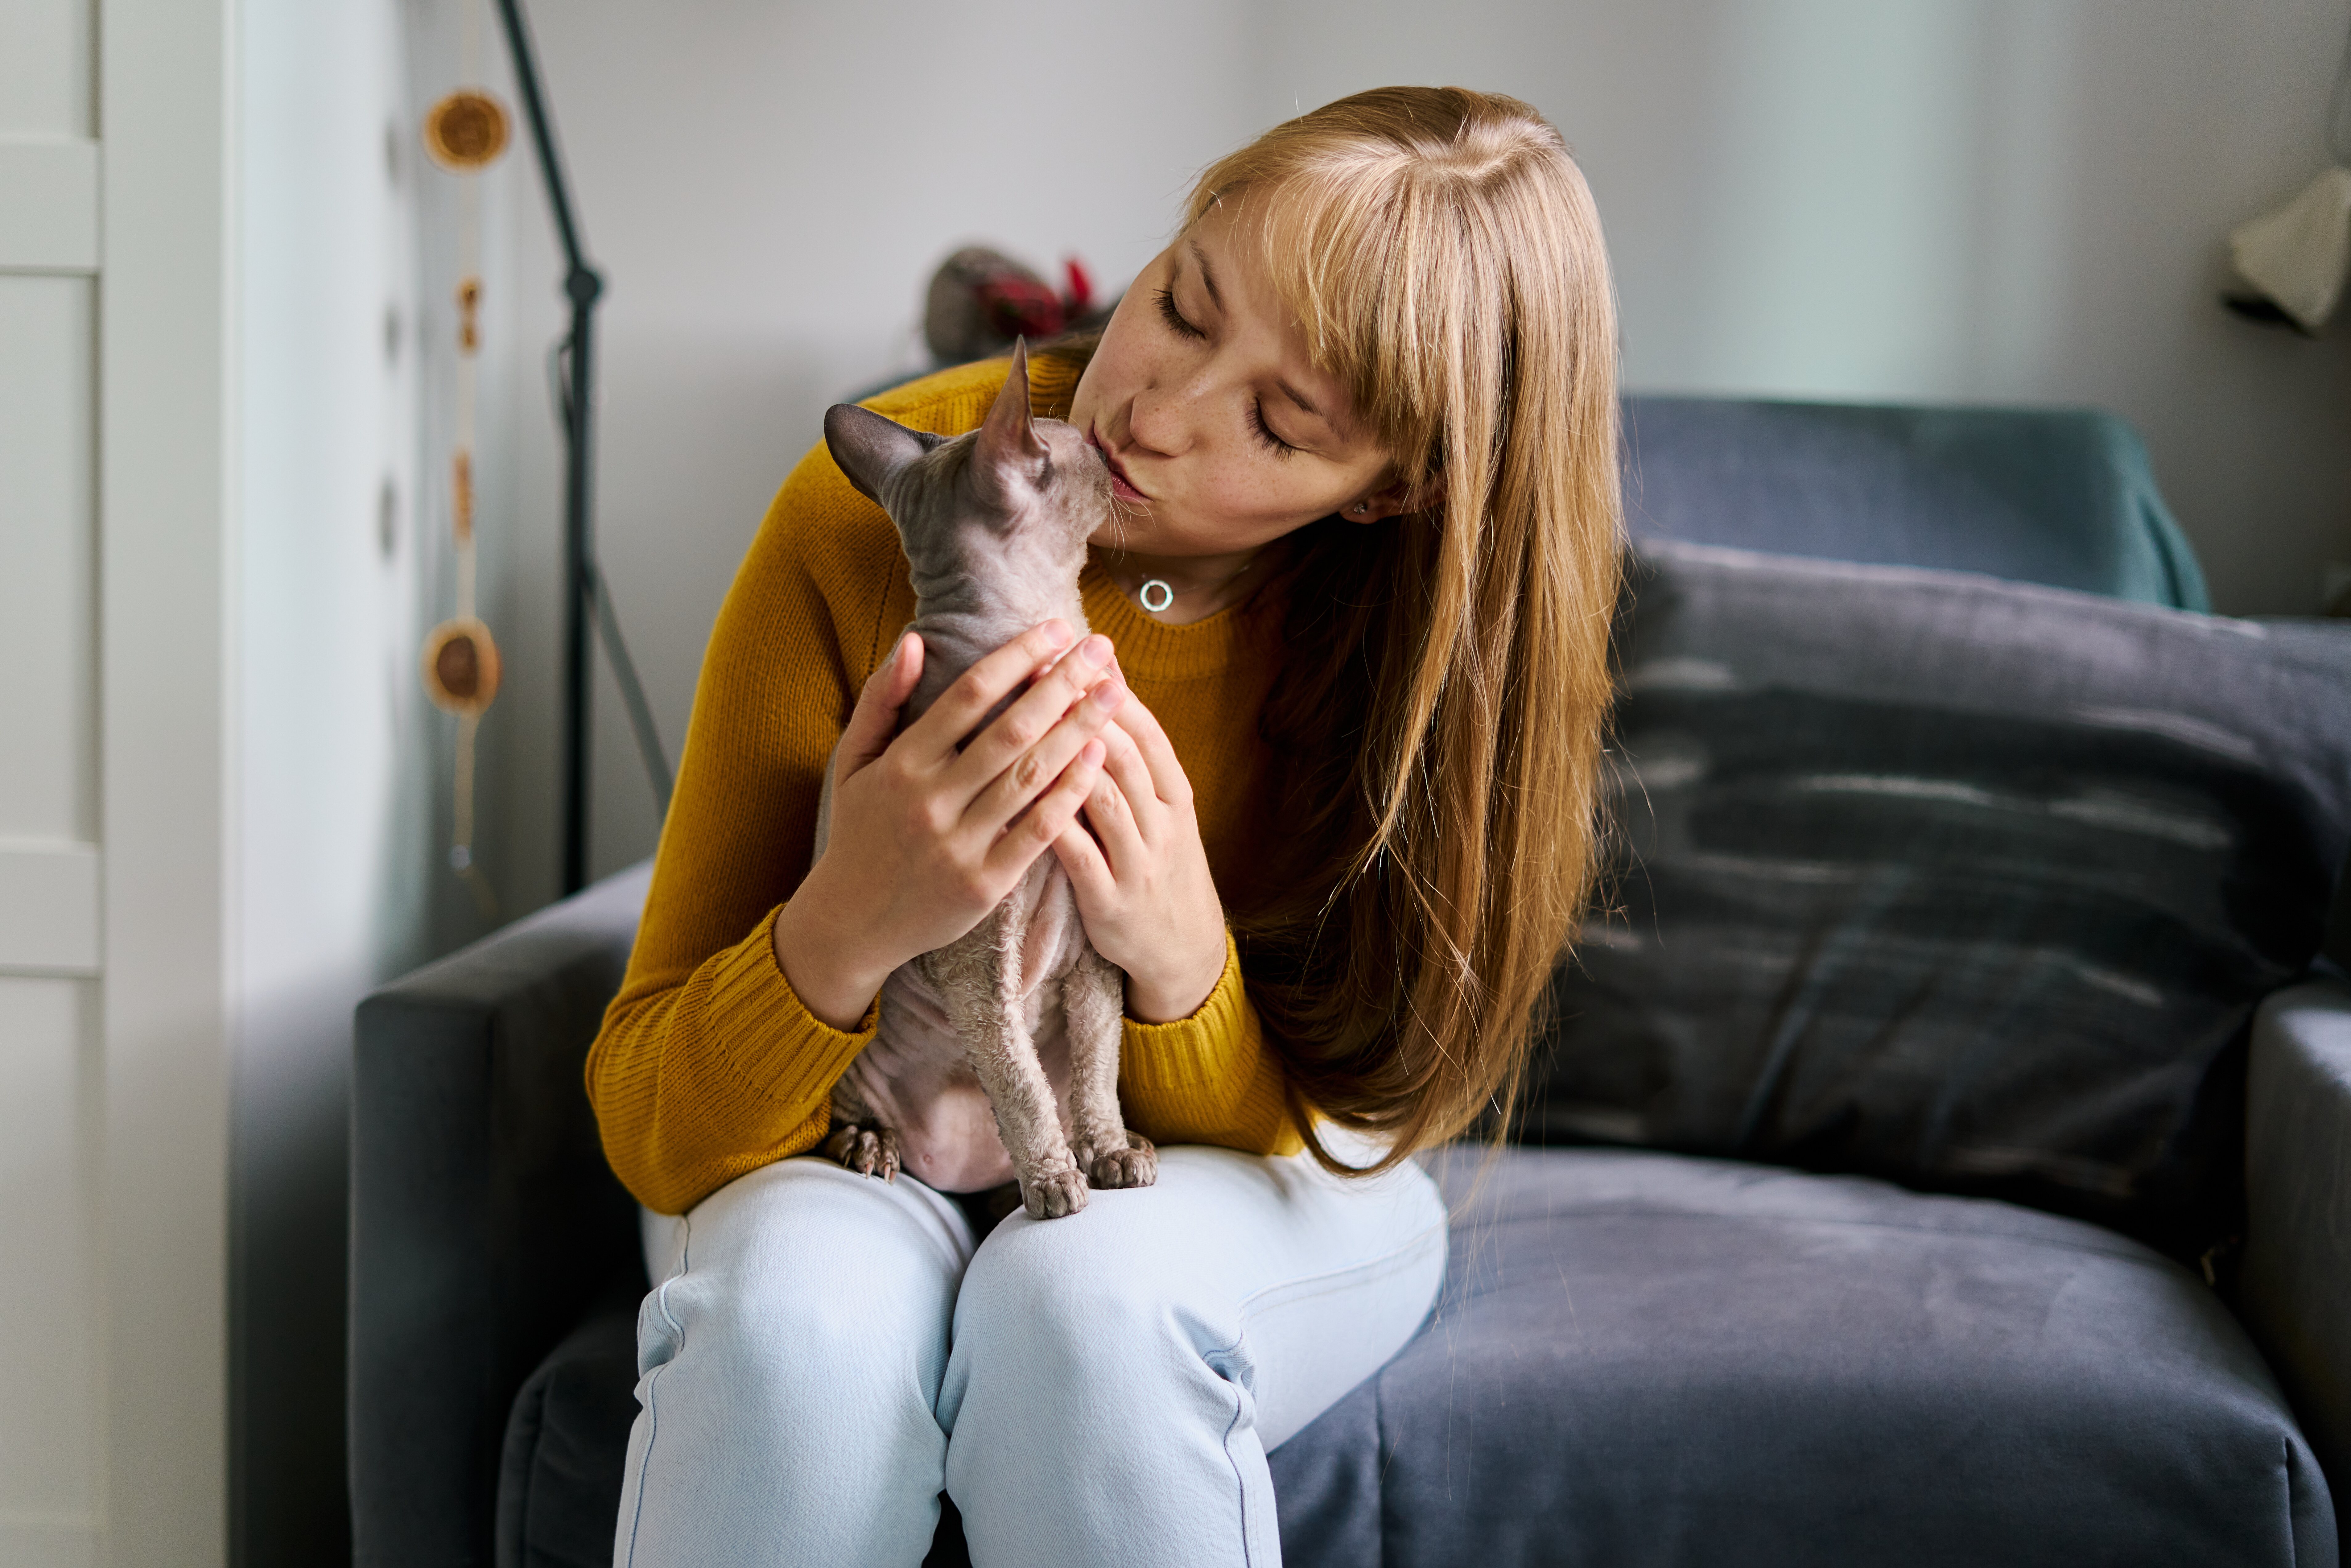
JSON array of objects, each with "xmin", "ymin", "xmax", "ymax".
[
  {"xmin": 935, "ymin": 908, "xmax": 1087, "ymax": 1219},
  {"xmin": 1065, "ymin": 943, "xmax": 1157, "ymax": 1190}
]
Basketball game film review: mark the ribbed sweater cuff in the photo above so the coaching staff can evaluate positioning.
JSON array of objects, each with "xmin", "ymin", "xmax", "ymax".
[
  {"xmin": 1120, "ymin": 931, "xmax": 1250, "ymax": 1090},
  {"xmin": 710, "ymin": 905, "xmax": 881, "ymax": 1108},
  {"xmin": 1120, "ymin": 934, "xmax": 1300, "ymax": 1155}
]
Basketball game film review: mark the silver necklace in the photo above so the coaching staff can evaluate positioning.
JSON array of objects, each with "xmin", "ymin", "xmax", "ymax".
[{"xmin": 1131, "ymin": 556, "xmax": 1256, "ymax": 616}]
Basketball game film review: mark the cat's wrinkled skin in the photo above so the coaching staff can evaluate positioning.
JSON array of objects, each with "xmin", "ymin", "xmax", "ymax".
[{"xmin": 813, "ymin": 341, "xmax": 1158, "ymax": 1220}]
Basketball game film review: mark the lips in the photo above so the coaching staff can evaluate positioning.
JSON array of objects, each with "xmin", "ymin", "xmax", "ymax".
[{"xmin": 1088, "ymin": 426, "xmax": 1149, "ymax": 504}]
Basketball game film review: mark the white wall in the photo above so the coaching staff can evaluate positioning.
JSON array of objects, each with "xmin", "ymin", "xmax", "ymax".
[
  {"xmin": 234, "ymin": 0, "xmax": 443, "ymax": 1561},
  {"xmin": 456, "ymin": 0, "xmax": 2351, "ymax": 896},
  {"xmin": 496, "ymin": 0, "xmax": 1269, "ymax": 889}
]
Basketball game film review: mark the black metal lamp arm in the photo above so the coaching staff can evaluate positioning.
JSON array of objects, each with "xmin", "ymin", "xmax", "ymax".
[{"xmin": 491, "ymin": 0, "xmax": 673, "ymax": 897}]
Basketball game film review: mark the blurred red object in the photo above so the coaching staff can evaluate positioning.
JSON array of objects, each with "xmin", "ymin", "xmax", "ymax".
[{"xmin": 925, "ymin": 246, "xmax": 1110, "ymax": 365}]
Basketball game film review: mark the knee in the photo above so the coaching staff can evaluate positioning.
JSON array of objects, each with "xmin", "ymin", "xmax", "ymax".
[
  {"xmin": 952, "ymin": 1207, "xmax": 1195, "ymax": 1372},
  {"xmin": 646, "ymin": 1160, "xmax": 965, "ymax": 1402}
]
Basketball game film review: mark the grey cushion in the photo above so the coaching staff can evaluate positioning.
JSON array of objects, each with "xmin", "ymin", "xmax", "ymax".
[
  {"xmin": 498, "ymin": 1301, "xmax": 638, "ymax": 1568},
  {"xmin": 1270, "ymin": 1146, "xmax": 2336, "ymax": 1568},
  {"xmin": 1620, "ymin": 396, "xmax": 2209, "ymax": 609},
  {"xmin": 1531, "ymin": 543, "xmax": 2351, "ymax": 1259}
]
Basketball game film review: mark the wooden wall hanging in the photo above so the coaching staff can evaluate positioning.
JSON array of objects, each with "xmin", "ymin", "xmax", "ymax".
[{"xmin": 421, "ymin": 0, "xmax": 510, "ymax": 914}]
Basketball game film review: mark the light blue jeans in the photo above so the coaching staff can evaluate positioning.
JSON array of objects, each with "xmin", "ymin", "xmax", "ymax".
[{"xmin": 616, "ymin": 1141, "xmax": 1448, "ymax": 1567}]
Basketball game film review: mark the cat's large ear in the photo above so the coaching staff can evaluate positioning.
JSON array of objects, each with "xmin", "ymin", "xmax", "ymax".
[
  {"xmin": 825, "ymin": 404, "xmax": 942, "ymax": 504},
  {"xmin": 972, "ymin": 337, "xmax": 1049, "ymax": 481}
]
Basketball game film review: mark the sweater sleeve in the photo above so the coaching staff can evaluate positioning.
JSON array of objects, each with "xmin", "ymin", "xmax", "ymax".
[
  {"xmin": 1120, "ymin": 933, "xmax": 1303, "ymax": 1157},
  {"xmin": 583, "ymin": 427, "xmax": 903, "ymax": 1215}
]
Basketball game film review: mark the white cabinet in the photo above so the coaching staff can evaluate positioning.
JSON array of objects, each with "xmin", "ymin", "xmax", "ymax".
[{"xmin": 2, "ymin": 0, "xmax": 231, "ymax": 1562}]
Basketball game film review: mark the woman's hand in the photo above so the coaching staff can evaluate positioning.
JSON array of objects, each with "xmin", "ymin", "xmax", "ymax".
[
  {"xmin": 1052, "ymin": 671, "xmax": 1231, "ymax": 1023},
  {"xmin": 774, "ymin": 620, "xmax": 1126, "ymax": 1031}
]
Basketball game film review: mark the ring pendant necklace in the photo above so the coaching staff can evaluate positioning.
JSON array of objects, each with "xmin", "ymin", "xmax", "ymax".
[
  {"xmin": 1133, "ymin": 555, "xmax": 1256, "ymax": 616},
  {"xmin": 1132, "ymin": 498, "xmax": 1366, "ymax": 615}
]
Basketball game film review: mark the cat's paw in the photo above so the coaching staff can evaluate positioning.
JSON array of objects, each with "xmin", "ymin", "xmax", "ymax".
[
  {"xmin": 1082, "ymin": 1131, "xmax": 1158, "ymax": 1190},
  {"xmin": 820, "ymin": 1120, "xmax": 901, "ymax": 1182},
  {"xmin": 1021, "ymin": 1165, "xmax": 1090, "ymax": 1220}
]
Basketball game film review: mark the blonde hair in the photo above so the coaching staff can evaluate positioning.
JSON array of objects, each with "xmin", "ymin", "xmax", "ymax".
[{"xmin": 1193, "ymin": 87, "xmax": 1623, "ymax": 1174}]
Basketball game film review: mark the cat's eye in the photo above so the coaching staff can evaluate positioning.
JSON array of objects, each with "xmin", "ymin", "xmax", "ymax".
[{"xmin": 1153, "ymin": 287, "xmax": 1205, "ymax": 341}]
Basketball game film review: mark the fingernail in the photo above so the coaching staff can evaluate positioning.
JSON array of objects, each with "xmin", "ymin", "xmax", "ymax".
[
  {"xmin": 1042, "ymin": 619, "xmax": 1073, "ymax": 648},
  {"xmin": 1078, "ymin": 634, "xmax": 1111, "ymax": 667},
  {"xmin": 1081, "ymin": 739, "xmax": 1105, "ymax": 764},
  {"xmin": 1090, "ymin": 680, "xmax": 1124, "ymax": 710}
]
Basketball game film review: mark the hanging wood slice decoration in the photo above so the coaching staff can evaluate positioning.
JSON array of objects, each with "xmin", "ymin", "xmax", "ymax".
[
  {"xmin": 422, "ymin": 617, "xmax": 502, "ymax": 715},
  {"xmin": 423, "ymin": 90, "xmax": 511, "ymax": 171}
]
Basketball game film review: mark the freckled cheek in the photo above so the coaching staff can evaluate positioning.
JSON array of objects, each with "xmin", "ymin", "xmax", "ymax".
[{"xmin": 1198, "ymin": 464, "xmax": 1339, "ymax": 531}]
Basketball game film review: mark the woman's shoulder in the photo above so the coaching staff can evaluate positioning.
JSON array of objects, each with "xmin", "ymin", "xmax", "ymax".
[
  {"xmin": 860, "ymin": 349, "xmax": 1082, "ymax": 431},
  {"xmin": 858, "ymin": 357, "xmax": 1014, "ymax": 435}
]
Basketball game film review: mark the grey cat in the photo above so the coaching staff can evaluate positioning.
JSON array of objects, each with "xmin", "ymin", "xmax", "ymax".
[{"xmin": 814, "ymin": 342, "xmax": 1158, "ymax": 1220}]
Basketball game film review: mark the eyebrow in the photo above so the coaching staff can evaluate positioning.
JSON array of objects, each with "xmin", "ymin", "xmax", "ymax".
[
  {"xmin": 1188, "ymin": 241, "xmax": 1224, "ymax": 312},
  {"xmin": 1188, "ymin": 239, "xmax": 1336, "ymax": 431}
]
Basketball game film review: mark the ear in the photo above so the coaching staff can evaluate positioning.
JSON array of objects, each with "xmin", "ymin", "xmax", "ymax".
[
  {"xmin": 973, "ymin": 337, "xmax": 1050, "ymax": 479},
  {"xmin": 825, "ymin": 404, "xmax": 942, "ymax": 504}
]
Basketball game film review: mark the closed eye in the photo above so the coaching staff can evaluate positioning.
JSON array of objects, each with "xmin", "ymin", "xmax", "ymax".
[
  {"xmin": 1249, "ymin": 400, "xmax": 1297, "ymax": 457},
  {"xmin": 1153, "ymin": 287, "xmax": 1204, "ymax": 341}
]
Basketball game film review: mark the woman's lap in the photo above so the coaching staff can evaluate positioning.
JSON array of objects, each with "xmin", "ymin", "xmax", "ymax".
[{"xmin": 619, "ymin": 1143, "xmax": 1447, "ymax": 1568}]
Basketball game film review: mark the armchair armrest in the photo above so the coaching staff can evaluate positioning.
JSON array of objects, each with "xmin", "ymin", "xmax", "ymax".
[
  {"xmin": 2240, "ymin": 976, "xmax": 2351, "ymax": 1494},
  {"xmin": 350, "ymin": 863, "xmax": 652, "ymax": 1568}
]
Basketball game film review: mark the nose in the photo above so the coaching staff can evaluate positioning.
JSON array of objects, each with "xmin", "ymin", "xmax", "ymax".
[
  {"xmin": 1123, "ymin": 378, "xmax": 1191, "ymax": 459},
  {"xmin": 1124, "ymin": 386, "xmax": 1175, "ymax": 460}
]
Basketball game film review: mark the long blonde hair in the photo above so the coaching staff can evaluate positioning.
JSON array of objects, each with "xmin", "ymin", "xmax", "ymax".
[{"xmin": 1194, "ymin": 87, "xmax": 1623, "ymax": 1174}]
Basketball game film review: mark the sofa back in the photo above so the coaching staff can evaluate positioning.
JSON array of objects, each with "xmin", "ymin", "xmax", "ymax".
[{"xmin": 1622, "ymin": 396, "xmax": 2209, "ymax": 611}]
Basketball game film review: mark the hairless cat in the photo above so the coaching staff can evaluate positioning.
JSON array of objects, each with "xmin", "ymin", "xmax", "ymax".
[{"xmin": 815, "ymin": 342, "xmax": 1158, "ymax": 1219}]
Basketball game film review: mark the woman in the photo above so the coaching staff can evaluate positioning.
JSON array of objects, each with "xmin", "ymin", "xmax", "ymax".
[{"xmin": 589, "ymin": 85, "xmax": 1622, "ymax": 1566}]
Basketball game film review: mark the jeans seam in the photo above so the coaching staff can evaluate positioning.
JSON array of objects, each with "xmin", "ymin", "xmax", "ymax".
[
  {"xmin": 624, "ymin": 1215, "xmax": 692, "ymax": 1568},
  {"xmin": 1205, "ymin": 1332, "xmax": 1258, "ymax": 1568}
]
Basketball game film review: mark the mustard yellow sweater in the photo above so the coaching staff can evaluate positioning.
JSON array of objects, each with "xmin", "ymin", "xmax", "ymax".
[{"xmin": 587, "ymin": 356, "xmax": 1301, "ymax": 1215}]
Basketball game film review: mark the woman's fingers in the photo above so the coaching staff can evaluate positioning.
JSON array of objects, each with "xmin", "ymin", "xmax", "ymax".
[
  {"xmin": 1050, "ymin": 809, "xmax": 1116, "ymax": 902},
  {"xmin": 963, "ymin": 672, "xmax": 1126, "ymax": 837},
  {"xmin": 1108, "ymin": 684, "xmax": 1194, "ymax": 810},
  {"xmin": 946, "ymin": 632, "xmax": 1118, "ymax": 796},
  {"xmin": 984, "ymin": 738, "xmax": 1106, "ymax": 879},
  {"xmin": 900, "ymin": 619, "xmax": 1077, "ymax": 765},
  {"xmin": 836, "ymin": 633, "xmax": 923, "ymax": 778},
  {"xmin": 1083, "ymin": 724, "xmax": 1154, "ymax": 877}
]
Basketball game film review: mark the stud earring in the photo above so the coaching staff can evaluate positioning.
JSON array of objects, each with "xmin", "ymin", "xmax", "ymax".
[{"xmin": 1349, "ymin": 502, "xmax": 1369, "ymax": 516}]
